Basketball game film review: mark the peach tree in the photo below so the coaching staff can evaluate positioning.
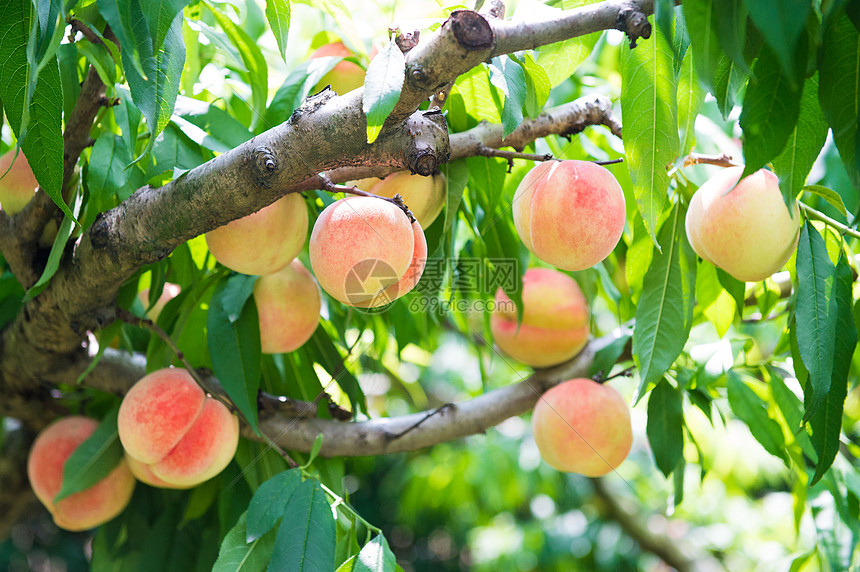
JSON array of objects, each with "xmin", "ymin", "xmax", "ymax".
[{"xmin": 1, "ymin": 0, "xmax": 859, "ymax": 570}]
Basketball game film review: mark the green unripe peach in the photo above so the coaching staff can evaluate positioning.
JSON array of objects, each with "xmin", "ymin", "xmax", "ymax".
[
  {"xmin": 685, "ymin": 167, "xmax": 799, "ymax": 282},
  {"xmin": 27, "ymin": 416, "xmax": 136, "ymax": 531},
  {"xmin": 254, "ymin": 259, "xmax": 322, "ymax": 353},
  {"xmin": 513, "ymin": 160, "xmax": 626, "ymax": 271},
  {"xmin": 491, "ymin": 268, "xmax": 589, "ymax": 368},
  {"xmin": 118, "ymin": 368, "xmax": 239, "ymax": 488},
  {"xmin": 532, "ymin": 378, "xmax": 632, "ymax": 476},
  {"xmin": 205, "ymin": 193, "xmax": 308, "ymax": 276}
]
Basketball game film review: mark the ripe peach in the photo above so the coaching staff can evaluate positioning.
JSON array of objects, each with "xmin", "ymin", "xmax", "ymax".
[
  {"xmin": 309, "ymin": 196, "xmax": 425, "ymax": 307},
  {"xmin": 0, "ymin": 151, "xmax": 38, "ymax": 215},
  {"xmin": 125, "ymin": 454, "xmax": 189, "ymax": 489},
  {"xmin": 27, "ymin": 416, "xmax": 136, "ymax": 531},
  {"xmin": 532, "ymin": 378, "xmax": 632, "ymax": 476},
  {"xmin": 368, "ymin": 171, "xmax": 447, "ymax": 228},
  {"xmin": 205, "ymin": 193, "xmax": 308, "ymax": 276},
  {"xmin": 254, "ymin": 259, "xmax": 322, "ymax": 353},
  {"xmin": 513, "ymin": 160, "xmax": 625, "ymax": 271},
  {"xmin": 118, "ymin": 368, "xmax": 239, "ymax": 488},
  {"xmin": 354, "ymin": 218, "xmax": 427, "ymax": 307},
  {"xmin": 685, "ymin": 167, "xmax": 799, "ymax": 282},
  {"xmin": 311, "ymin": 42, "xmax": 368, "ymax": 95},
  {"xmin": 490, "ymin": 268, "xmax": 589, "ymax": 368}
]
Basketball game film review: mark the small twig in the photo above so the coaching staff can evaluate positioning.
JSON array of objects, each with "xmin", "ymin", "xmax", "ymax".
[
  {"xmin": 477, "ymin": 144, "xmax": 552, "ymax": 163},
  {"xmin": 799, "ymin": 202, "xmax": 860, "ymax": 240},
  {"xmin": 315, "ymin": 175, "xmax": 417, "ymax": 223},
  {"xmin": 593, "ymin": 365, "xmax": 635, "ymax": 384},
  {"xmin": 388, "ymin": 403, "xmax": 456, "ymax": 441},
  {"xmin": 682, "ymin": 152, "xmax": 739, "ymax": 168},
  {"xmin": 259, "ymin": 430, "xmax": 299, "ymax": 468},
  {"xmin": 593, "ymin": 158, "xmax": 624, "ymax": 166},
  {"xmin": 67, "ymin": 18, "xmax": 102, "ymax": 46}
]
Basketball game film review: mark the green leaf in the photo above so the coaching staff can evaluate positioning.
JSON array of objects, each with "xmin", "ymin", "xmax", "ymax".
[
  {"xmin": 771, "ymin": 73, "xmax": 829, "ymax": 208},
  {"xmin": 247, "ymin": 469, "xmax": 302, "ymax": 542},
  {"xmin": 363, "ymin": 39, "xmax": 405, "ymax": 144},
  {"xmin": 206, "ymin": 2, "xmax": 268, "ymax": 132},
  {"xmin": 266, "ymin": 0, "xmax": 291, "ymax": 62},
  {"xmin": 141, "ymin": 0, "xmax": 193, "ymax": 52},
  {"xmin": 818, "ymin": 11, "xmax": 860, "ymax": 187},
  {"xmin": 488, "ymin": 56, "xmax": 526, "ymax": 139},
  {"xmin": 441, "ymin": 159, "xmax": 468, "ymax": 237},
  {"xmin": 24, "ymin": 189, "xmax": 83, "ymax": 300},
  {"xmin": 739, "ymin": 45, "xmax": 802, "ymax": 179},
  {"xmin": 769, "ymin": 367, "xmax": 816, "ymax": 461},
  {"xmin": 0, "ymin": 3, "xmax": 70, "ymax": 222},
  {"xmin": 713, "ymin": 0, "xmax": 750, "ymax": 75},
  {"xmin": 677, "ymin": 46, "xmax": 703, "ymax": 157},
  {"xmin": 795, "ymin": 221, "xmax": 837, "ymax": 422},
  {"xmin": 212, "ymin": 511, "xmax": 277, "ymax": 572},
  {"xmin": 621, "ymin": 17, "xmax": 679, "ymax": 244},
  {"xmin": 744, "ymin": 0, "xmax": 811, "ymax": 80},
  {"xmin": 301, "ymin": 435, "xmax": 324, "ymax": 469},
  {"xmin": 96, "ymin": 0, "xmax": 151, "ymax": 81},
  {"xmin": 353, "ymin": 534, "xmax": 397, "ymax": 572},
  {"xmin": 123, "ymin": 12, "xmax": 186, "ymax": 161},
  {"xmin": 518, "ymin": 52, "xmax": 550, "ymax": 119},
  {"xmin": 535, "ymin": 1, "xmax": 600, "ymax": 88},
  {"xmin": 632, "ymin": 203, "xmax": 697, "ymax": 402},
  {"xmin": 646, "ymin": 379, "xmax": 684, "ymax": 477},
  {"xmin": 263, "ymin": 58, "xmax": 341, "ymax": 129},
  {"xmin": 55, "ymin": 408, "xmax": 124, "ymax": 502},
  {"xmin": 809, "ymin": 254, "xmax": 857, "ymax": 485},
  {"xmin": 306, "ymin": 326, "xmax": 366, "ymax": 416},
  {"xmin": 207, "ymin": 275, "xmax": 262, "ymax": 434},
  {"xmin": 726, "ymin": 373, "xmax": 788, "ymax": 463},
  {"xmin": 682, "ymin": 0, "xmax": 721, "ymax": 92},
  {"xmin": 87, "ymin": 132, "xmax": 134, "ymax": 214},
  {"xmin": 267, "ymin": 478, "xmax": 336, "ymax": 572},
  {"xmin": 803, "ymin": 185, "xmax": 848, "ymax": 217}
]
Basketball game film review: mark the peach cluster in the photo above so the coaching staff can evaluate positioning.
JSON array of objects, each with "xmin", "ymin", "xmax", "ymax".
[{"xmin": 118, "ymin": 368, "xmax": 239, "ymax": 489}]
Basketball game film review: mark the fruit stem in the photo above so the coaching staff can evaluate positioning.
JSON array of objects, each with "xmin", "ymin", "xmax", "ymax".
[
  {"xmin": 314, "ymin": 174, "xmax": 417, "ymax": 223},
  {"xmin": 798, "ymin": 202, "xmax": 860, "ymax": 240},
  {"xmin": 682, "ymin": 152, "xmax": 739, "ymax": 168}
]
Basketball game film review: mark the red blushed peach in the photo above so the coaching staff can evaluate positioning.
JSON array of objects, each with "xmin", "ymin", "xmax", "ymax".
[
  {"xmin": 118, "ymin": 368, "xmax": 239, "ymax": 488},
  {"xmin": 369, "ymin": 171, "xmax": 447, "ymax": 228},
  {"xmin": 513, "ymin": 160, "xmax": 625, "ymax": 271},
  {"xmin": 354, "ymin": 219, "xmax": 427, "ymax": 307},
  {"xmin": 491, "ymin": 268, "xmax": 589, "ymax": 368},
  {"xmin": 205, "ymin": 193, "xmax": 308, "ymax": 276},
  {"xmin": 0, "ymin": 151, "xmax": 38, "ymax": 215},
  {"xmin": 254, "ymin": 259, "xmax": 321, "ymax": 353},
  {"xmin": 685, "ymin": 167, "xmax": 800, "ymax": 282},
  {"xmin": 532, "ymin": 378, "xmax": 632, "ymax": 476},
  {"xmin": 27, "ymin": 417, "xmax": 136, "ymax": 531},
  {"xmin": 125, "ymin": 454, "xmax": 189, "ymax": 490},
  {"xmin": 309, "ymin": 196, "xmax": 421, "ymax": 307}
]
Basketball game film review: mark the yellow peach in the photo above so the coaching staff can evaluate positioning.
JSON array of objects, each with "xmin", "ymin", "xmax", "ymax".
[
  {"xmin": 254, "ymin": 259, "xmax": 321, "ymax": 353},
  {"xmin": 369, "ymin": 171, "xmax": 447, "ymax": 228}
]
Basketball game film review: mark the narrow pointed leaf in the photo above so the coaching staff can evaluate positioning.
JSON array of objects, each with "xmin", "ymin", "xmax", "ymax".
[
  {"xmin": 739, "ymin": 45, "xmax": 802, "ymax": 179},
  {"xmin": 646, "ymin": 379, "xmax": 684, "ymax": 476},
  {"xmin": 632, "ymin": 204, "xmax": 696, "ymax": 401},
  {"xmin": 744, "ymin": 0, "xmax": 811, "ymax": 79},
  {"xmin": 803, "ymin": 185, "xmax": 848, "ymax": 217},
  {"xmin": 772, "ymin": 73, "xmax": 829, "ymax": 208},
  {"xmin": 795, "ymin": 221, "xmax": 837, "ymax": 422},
  {"xmin": 364, "ymin": 40, "xmax": 405, "ymax": 144},
  {"xmin": 726, "ymin": 373, "xmax": 788, "ymax": 463},
  {"xmin": 55, "ymin": 408, "xmax": 124, "ymax": 502},
  {"xmin": 266, "ymin": 0, "xmax": 291, "ymax": 62},
  {"xmin": 809, "ymin": 255, "xmax": 857, "ymax": 485},
  {"xmin": 207, "ymin": 275, "xmax": 262, "ymax": 433},
  {"xmin": 622, "ymin": 18, "xmax": 679, "ymax": 244},
  {"xmin": 488, "ymin": 56, "xmax": 526, "ymax": 138},
  {"xmin": 141, "ymin": 0, "xmax": 193, "ymax": 52}
]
